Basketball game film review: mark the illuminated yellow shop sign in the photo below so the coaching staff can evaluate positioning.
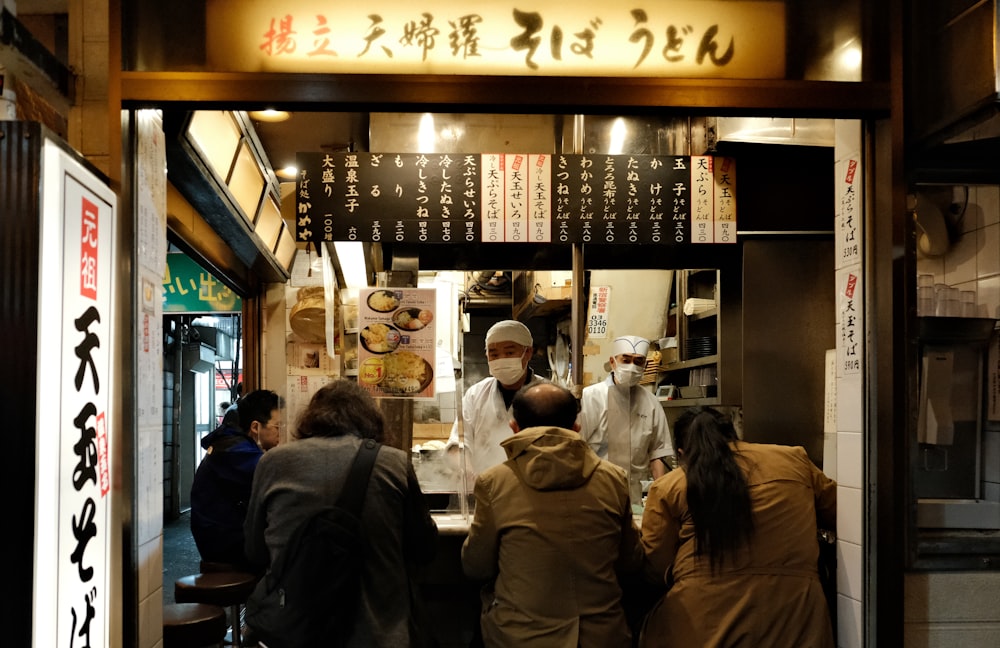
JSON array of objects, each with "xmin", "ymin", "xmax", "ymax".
[{"xmin": 206, "ymin": 0, "xmax": 785, "ymax": 78}]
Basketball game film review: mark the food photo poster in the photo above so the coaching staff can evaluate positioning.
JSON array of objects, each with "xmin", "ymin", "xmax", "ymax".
[{"xmin": 358, "ymin": 288, "xmax": 436, "ymax": 399}]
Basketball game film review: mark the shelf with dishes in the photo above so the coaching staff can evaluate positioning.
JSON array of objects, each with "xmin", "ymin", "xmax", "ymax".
[{"xmin": 656, "ymin": 269, "xmax": 723, "ymax": 408}]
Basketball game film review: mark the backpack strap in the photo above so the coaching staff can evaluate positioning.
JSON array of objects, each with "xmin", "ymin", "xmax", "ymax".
[{"xmin": 335, "ymin": 438, "xmax": 379, "ymax": 515}]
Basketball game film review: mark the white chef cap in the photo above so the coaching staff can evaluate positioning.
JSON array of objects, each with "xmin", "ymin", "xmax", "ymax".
[
  {"xmin": 485, "ymin": 320, "xmax": 533, "ymax": 347},
  {"xmin": 611, "ymin": 335, "xmax": 650, "ymax": 358}
]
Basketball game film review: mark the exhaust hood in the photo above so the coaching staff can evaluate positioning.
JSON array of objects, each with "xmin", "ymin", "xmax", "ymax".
[{"xmin": 908, "ymin": 0, "xmax": 1000, "ymax": 181}]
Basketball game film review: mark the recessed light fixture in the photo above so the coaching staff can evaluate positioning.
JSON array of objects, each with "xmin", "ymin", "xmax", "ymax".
[
  {"xmin": 249, "ymin": 110, "xmax": 291, "ymax": 123},
  {"xmin": 275, "ymin": 165, "xmax": 298, "ymax": 180}
]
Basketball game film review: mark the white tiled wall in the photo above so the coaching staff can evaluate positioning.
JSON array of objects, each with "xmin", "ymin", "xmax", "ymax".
[
  {"xmin": 904, "ymin": 572, "xmax": 1000, "ymax": 646},
  {"xmin": 908, "ymin": 180, "xmax": 1000, "ymax": 643},
  {"xmin": 833, "ymin": 119, "xmax": 864, "ymax": 648},
  {"xmin": 916, "ymin": 184, "xmax": 1000, "ymax": 503},
  {"xmin": 918, "ymin": 185, "xmax": 1000, "ymax": 319}
]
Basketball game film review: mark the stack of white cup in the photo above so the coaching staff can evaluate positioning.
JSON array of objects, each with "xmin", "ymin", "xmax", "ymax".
[
  {"xmin": 917, "ymin": 274, "xmax": 934, "ymax": 315},
  {"xmin": 961, "ymin": 290, "xmax": 977, "ymax": 317},
  {"xmin": 920, "ymin": 274, "xmax": 977, "ymax": 317}
]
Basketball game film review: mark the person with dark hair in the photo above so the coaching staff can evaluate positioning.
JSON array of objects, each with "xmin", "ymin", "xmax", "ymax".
[
  {"xmin": 244, "ymin": 379, "xmax": 438, "ymax": 647},
  {"xmin": 190, "ymin": 388, "xmax": 284, "ymax": 569},
  {"xmin": 219, "ymin": 380, "xmax": 244, "ymax": 426},
  {"xmin": 638, "ymin": 406, "xmax": 837, "ymax": 648},
  {"xmin": 462, "ymin": 382, "xmax": 641, "ymax": 647}
]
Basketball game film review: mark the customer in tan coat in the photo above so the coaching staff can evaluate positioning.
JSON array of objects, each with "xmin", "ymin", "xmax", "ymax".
[
  {"xmin": 462, "ymin": 383, "xmax": 642, "ymax": 648},
  {"xmin": 639, "ymin": 406, "xmax": 837, "ymax": 648}
]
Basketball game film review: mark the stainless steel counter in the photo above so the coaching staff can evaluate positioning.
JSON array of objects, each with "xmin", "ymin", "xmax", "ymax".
[
  {"xmin": 431, "ymin": 512, "xmax": 644, "ymax": 536},
  {"xmin": 431, "ymin": 512, "xmax": 471, "ymax": 535}
]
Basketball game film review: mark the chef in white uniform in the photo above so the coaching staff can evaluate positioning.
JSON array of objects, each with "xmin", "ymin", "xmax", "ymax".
[
  {"xmin": 448, "ymin": 320, "xmax": 546, "ymax": 476},
  {"xmin": 579, "ymin": 335, "xmax": 672, "ymax": 504}
]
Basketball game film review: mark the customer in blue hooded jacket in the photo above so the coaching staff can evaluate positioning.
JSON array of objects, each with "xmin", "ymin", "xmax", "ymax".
[{"xmin": 190, "ymin": 388, "xmax": 283, "ymax": 569}]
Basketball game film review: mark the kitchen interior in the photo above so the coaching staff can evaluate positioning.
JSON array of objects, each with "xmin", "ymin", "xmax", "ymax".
[
  {"xmin": 162, "ymin": 109, "xmax": 840, "ymax": 504},
  {"xmin": 158, "ymin": 108, "xmax": 846, "ymax": 642}
]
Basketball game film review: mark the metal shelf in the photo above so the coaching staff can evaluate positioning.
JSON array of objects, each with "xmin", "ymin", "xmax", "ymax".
[
  {"xmin": 687, "ymin": 307, "xmax": 718, "ymax": 321},
  {"xmin": 659, "ymin": 396, "xmax": 721, "ymax": 407},
  {"xmin": 660, "ymin": 354, "xmax": 718, "ymax": 371}
]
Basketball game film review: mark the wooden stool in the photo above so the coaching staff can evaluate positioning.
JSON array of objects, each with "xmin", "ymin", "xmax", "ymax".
[
  {"xmin": 175, "ymin": 571, "xmax": 259, "ymax": 648},
  {"xmin": 163, "ymin": 602, "xmax": 228, "ymax": 648}
]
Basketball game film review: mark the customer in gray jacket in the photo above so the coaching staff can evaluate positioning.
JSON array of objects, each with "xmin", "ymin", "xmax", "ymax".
[{"xmin": 244, "ymin": 379, "xmax": 438, "ymax": 647}]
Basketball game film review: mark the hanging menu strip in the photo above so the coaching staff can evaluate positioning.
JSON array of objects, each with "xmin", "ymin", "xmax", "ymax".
[{"xmin": 295, "ymin": 153, "xmax": 734, "ymax": 245}]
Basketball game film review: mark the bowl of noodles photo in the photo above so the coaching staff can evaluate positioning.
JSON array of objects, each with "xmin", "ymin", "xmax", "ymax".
[
  {"xmin": 367, "ymin": 290, "xmax": 400, "ymax": 313},
  {"xmin": 392, "ymin": 307, "xmax": 434, "ymax": 331},
  {"xmin": 378, "ymin": 350, "xmax": 434, "ymax": 395},
  {"xmin": 360, "ymin": 322, "xmax": 401, "ymax": 354}
]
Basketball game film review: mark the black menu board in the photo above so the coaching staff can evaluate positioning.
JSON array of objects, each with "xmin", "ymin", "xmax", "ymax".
[{"xmin": 295, "ymin": 152, "xmax": 734, "ymax": 245}]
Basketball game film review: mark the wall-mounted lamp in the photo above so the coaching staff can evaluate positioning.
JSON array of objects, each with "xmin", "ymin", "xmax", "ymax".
[
  {"xmin": 274, "ymin": 223, "xmax": 297, "ymax": 271},
  {"xmin": 249, "ymin": 109, "xmax": 291, "ymax": 123},
  {"xmin": 166, "ymin": 110, "xmax": 293, "ymax": 281},
  {"xmin": 254, "ymin": 196, "xmax": 283, "ymax": 252}
]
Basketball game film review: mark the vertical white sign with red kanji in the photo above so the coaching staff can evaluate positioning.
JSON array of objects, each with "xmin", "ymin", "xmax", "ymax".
[
  {"xmin": 714, "ymin": 157, "xmax": 736, "ymax": 243},
  {"xmin": 690, "ymin": 155, "xmax": 714, "ymax": 243},
  {"xmin": 588, "ymin": 285, "xmax": 612, "ymax": 338},
  {"xmin": 529, "ymin": 154, "xmax": 551, "ymax": 243},
  {"xmin": 34, "ymin": 139, "xmax": 117, "ymax": 648}
]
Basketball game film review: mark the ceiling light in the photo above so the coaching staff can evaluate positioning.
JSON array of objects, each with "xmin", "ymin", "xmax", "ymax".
[
  {"xmin": 418, "ymin": 113, "xmax": 435, "ymax": 152},
  {"xmin": 275, "ymin": 165, "xmax": 298, "ymax": 180},
  {"xmin": 608, "ymin": 118, "xmax": 627, "ymax": 155},
  {"xmin": 249, "ymin": 110, "xmax": 291, "ymax": 123}
]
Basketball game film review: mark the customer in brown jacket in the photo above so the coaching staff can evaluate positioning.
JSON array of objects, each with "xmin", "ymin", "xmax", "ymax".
[
  {"xmin": 639, "ymin": 406, "xmax": 837, "ymax": 648},
  {"xmin": 461, "ymin": 382, "xmax": 642, "ymax": 648}
]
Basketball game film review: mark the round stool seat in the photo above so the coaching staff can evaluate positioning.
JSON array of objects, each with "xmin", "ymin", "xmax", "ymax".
[
  {"xmin": 163, "ymin": 602, "xmax": 227, "ymax": 648},
  {"xmin": 175, "ymin": 571, "xmax": 258, "ymax": 607}
]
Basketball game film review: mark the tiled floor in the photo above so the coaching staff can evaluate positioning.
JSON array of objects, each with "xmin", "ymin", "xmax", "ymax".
[
  {"xmin": 163, "ymin": 511, "xmax": 249, "ymax": 644},
  {"xmin": 162, "ymin": 511, "xmax": 201, "ymax": 605}
]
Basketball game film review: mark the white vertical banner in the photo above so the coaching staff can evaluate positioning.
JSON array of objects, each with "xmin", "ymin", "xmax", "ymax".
[
  {"xmin": 587, "ymin": 285, "xmax": 612, "ymax": 338},
  {"xmin": 690, "ymin": 155, "xmax": 714, "ymax": 243},
  {"xmin": 504, "ymin": 154, "xmax": 527, "ymax": 242},
  {"xmin": 528, "ymin": 154, "xmax": 552, "ymax": 242},
  {"xmin": 714, "ymin": 156, "xmax": 736, "ymax": 243},
  {"xmin": 34, "ymin": 139, "xmax": 117, "ymax": 648},
  {"xmin": 835, "ymin": 157, "xmax": 861, "ymax": 269},
  {"xmin": 481, "ymin": 153, "xmax": 503, "ymax": 242},
  {"xmin": 836, "ymin": 267, "xmax": 863, "ymax": 377}
]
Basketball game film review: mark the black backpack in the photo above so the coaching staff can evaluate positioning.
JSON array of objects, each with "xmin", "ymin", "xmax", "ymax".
[{"xmin": 245, "ymin": 439, "xmax": 380, "ymax": 648}]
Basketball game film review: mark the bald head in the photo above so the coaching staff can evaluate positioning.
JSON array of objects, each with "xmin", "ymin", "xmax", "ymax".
[{"xmin": 510, "ymin": 383, "xmax": 580, "ymax": 431}]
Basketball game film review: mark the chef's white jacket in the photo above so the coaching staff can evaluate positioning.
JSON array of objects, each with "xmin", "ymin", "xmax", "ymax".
[
  {"xmin": 448, "ymin": 371, "xmax": 546, "ymax": 477},
  {"xmin": 579, "ymin": 374, "xmax": 673, "ymax": 504}
]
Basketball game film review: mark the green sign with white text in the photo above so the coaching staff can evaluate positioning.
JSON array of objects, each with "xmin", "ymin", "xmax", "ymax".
[{"xmin": 163, "ymin": 253, "xmax": 241, "ymax": 313}]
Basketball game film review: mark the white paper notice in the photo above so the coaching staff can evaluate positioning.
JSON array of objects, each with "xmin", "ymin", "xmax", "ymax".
[{"xmin": 588, "ymin": 285, "xmax": 611, "ymax": 338}]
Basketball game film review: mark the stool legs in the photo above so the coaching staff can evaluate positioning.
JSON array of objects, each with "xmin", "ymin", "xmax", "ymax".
[
  {"xmin": 229, "ymin": 603, "xmax": 243, "ymax": 648},
  {"xmin": 174, "ymin": 571, "xmax": 258, "ymax": 648}
]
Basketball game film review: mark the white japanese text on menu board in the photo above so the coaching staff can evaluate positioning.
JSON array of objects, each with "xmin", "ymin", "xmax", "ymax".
[
  {"xmin": 296, "ymin": 153, "xmax": 736, "ymax": 245},
  {"xmin": 358, "ymin": 288, "xmax": 437, "ymax": 398}
]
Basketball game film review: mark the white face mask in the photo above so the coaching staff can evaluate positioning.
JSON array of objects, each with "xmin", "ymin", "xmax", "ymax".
[
  {"xmin": 489, "ymin": 357, "xmax": 526, "ymax": 386},
  {"xmin": 613, "ymin": 362, "xmax": 643, "ymax": 387}
]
